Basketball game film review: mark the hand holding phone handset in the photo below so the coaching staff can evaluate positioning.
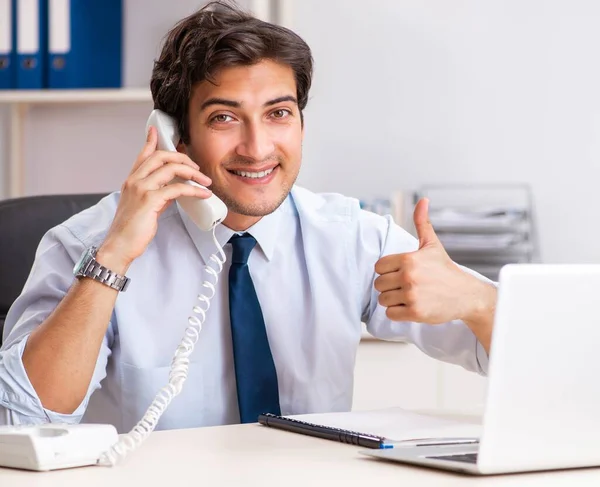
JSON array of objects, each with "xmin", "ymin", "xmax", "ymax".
[
  {"xmin": 98, "ymin": 111, "xmax": 228, "ymax": 466},
  {"xmin": 146, "ymin": 110, "xmax": 228, "ymax": 231}
]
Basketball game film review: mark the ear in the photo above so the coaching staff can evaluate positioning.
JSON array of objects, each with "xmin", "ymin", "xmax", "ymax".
[{"xmin": 176, "ymin": 140, "xmax": 187, "ymax": 154}]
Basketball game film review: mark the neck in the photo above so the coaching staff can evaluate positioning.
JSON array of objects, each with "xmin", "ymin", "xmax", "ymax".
[{"xmin": 222, "ymin": 212, "xmax": 262, "ymax": 232}]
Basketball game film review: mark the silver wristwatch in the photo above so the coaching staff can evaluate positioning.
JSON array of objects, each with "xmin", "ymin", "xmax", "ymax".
[{"xmin": 73, "ymin": 246, "xmax": 131, "ymax": 292}]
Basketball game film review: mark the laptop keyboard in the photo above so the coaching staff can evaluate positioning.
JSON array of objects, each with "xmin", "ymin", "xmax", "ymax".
[{"xmin": 428, "ymin": 453, "xmax": 478, "ymax": 464}]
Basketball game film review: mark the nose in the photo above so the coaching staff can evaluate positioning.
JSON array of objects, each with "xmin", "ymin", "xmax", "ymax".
[{"xmin": 236, "ymin": 122, "xmax": 275, "ymax": 162}]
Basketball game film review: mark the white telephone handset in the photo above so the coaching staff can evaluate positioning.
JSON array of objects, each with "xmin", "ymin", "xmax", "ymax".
[
  {"xmin": 0, "ymin": 112, "xmax": 229, "ymax": 472},
  {"xmin": 145, "ymin": 109, "xmax": 228, "ymax": 231}
]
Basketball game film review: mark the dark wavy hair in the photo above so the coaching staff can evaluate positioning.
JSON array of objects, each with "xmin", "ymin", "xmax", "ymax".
[{"xmin": 150, "ymin": 1, "xmax": 313, "ymax": 143}]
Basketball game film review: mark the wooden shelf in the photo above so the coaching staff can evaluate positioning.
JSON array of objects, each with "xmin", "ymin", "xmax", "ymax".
[{"xmin": 0, "ymin": 88, "xmax": 152, "ymax": 104}]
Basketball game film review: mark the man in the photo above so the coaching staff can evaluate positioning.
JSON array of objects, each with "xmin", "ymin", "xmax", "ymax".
[{"xmin": 0, "ymin": 2, "xmax": 496, "ymax": 432}]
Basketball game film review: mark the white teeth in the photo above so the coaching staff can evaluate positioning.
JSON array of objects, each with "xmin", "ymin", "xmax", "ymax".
[{"xmin": 232, "ymin": 167, "xmax": 274, "ymax": 179}]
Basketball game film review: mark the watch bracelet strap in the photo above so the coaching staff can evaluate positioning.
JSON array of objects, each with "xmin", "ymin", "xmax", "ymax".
[{"xmin": 81, "ymin": 258, "xmax": 129, "ymax": 291}]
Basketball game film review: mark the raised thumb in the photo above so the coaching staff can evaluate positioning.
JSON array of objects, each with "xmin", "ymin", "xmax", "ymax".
[{"xmin": 413, "ymin": 198, "xmax": 440, "ymax": 249}]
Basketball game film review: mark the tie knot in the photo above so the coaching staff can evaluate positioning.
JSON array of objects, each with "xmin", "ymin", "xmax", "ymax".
[{"xmin": 229, "ymin": 233, "xmax": 257, "ymax": 265}]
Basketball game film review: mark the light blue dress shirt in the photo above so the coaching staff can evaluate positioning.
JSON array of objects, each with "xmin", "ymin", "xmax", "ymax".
[{"xmin": 0, "ymin": 186, "xmax": 489, "ymax": 433}]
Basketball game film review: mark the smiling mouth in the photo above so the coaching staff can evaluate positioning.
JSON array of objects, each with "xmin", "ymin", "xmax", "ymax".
[{"xmin": 227, "ymin": 165, "xmax": 278, "ymax": 179}]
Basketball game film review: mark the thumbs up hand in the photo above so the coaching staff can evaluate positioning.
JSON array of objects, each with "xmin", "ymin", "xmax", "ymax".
[
  {"xmin": 413, "ymin": 197, "xmax": 444, "ymax": 251},
  {"xmin": 374, "ymin": 198, "xmax": 495, "ymax": 336}
]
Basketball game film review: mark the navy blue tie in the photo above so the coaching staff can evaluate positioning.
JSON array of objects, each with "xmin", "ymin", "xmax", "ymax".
[{"xmin": 228, "ymin": 233, "xmax": 281, "ymax": 423}]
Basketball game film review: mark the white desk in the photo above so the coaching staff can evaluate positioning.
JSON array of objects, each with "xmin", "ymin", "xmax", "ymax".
[{"xmin": 1, "ymin": 419, "xmax": 599, "ymax": 486}]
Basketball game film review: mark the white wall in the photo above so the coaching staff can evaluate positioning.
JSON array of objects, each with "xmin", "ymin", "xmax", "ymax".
[{"xmin": 291, "ymin": 0, "xmax": 600, "ymax": 264}]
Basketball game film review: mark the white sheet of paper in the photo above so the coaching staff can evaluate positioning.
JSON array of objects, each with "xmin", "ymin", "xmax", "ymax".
[{"xmin": 288, "ymin": 408, "xmax": 482, "ymax": 443}]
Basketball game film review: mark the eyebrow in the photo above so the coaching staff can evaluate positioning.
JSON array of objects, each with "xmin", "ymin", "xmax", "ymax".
[
  {"xmin": 200, "ymin": 95, "xmax": 298, "ymax": 112},
  {"xmin": 264, "ymin": 95, "xmax": 298, "ymax": 107}
]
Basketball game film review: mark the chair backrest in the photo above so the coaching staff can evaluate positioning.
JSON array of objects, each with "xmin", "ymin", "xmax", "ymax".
[{"xmin": 0, "ymin": 193, "xmax": 107, "ymax": 345}]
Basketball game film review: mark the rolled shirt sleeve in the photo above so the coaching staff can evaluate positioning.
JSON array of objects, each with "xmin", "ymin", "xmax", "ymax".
[{"xmin": 0, "ymin": 223, "xmax": 112, "ymax": 425}]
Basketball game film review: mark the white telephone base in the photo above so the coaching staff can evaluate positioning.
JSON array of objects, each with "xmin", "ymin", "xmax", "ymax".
[{"xmin": 0, "ymin": 423, "xmax": 118, "ymax": 471}]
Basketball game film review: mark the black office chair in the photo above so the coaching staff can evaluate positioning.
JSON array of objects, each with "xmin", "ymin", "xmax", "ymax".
[{"xmin": 0, "ymin": 193, "xmax": 107, "ymax": 345}]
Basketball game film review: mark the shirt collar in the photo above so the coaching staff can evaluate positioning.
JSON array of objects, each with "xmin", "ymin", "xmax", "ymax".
[{"xmin": 177, "ymin": 195, "xmax": 290, "ymax": 264}]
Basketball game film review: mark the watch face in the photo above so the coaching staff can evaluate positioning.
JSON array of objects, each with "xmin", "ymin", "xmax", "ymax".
[{"xmin": 73, "ymin": 248, "xmax": 91, "ymax": 274}]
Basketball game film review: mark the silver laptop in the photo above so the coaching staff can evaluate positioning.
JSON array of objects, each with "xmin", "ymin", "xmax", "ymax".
[{"xmin": 362, "ymin": 264, "xmax": 600, "ymax": 475}]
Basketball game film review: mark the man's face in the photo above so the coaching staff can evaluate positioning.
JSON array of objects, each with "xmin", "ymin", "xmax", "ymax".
[{"xmin": 184, "ymin": 60, "xmax": 303, "ymax": 225}]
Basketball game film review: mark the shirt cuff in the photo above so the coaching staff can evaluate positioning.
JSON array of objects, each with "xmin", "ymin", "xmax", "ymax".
[{"xmin": 475, "ymin": 339, "xmax": 489, "ymax": 376}]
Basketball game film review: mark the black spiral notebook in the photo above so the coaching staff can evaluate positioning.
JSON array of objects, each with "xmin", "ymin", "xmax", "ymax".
[{"xmin": 258, "ymin": 408, "xmax": 481, "ymax": 449}]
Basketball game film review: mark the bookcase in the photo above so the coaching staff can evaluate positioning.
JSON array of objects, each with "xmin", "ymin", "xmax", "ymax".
[
  {"xmin": 0, "ymin": 88, "xmax": 152, "ymax": 197},
  {"xmin": 0, "ymin": 0, "xmax": 258, "ymax": 199}
]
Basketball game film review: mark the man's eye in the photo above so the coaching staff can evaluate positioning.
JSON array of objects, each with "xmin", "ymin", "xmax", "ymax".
[
  {"xmin": 212, "ymin": 114, "xmax": 233, "ymax": 123},
  {"xmin": 271, "ymin": 109, "xmax": 291, "ymax": 119}
]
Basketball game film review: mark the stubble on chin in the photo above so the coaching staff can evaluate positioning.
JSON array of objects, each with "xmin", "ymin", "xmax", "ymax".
[{"xmin": 211, "ymin": 180, "xmax": 293, "ymax": 217}]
